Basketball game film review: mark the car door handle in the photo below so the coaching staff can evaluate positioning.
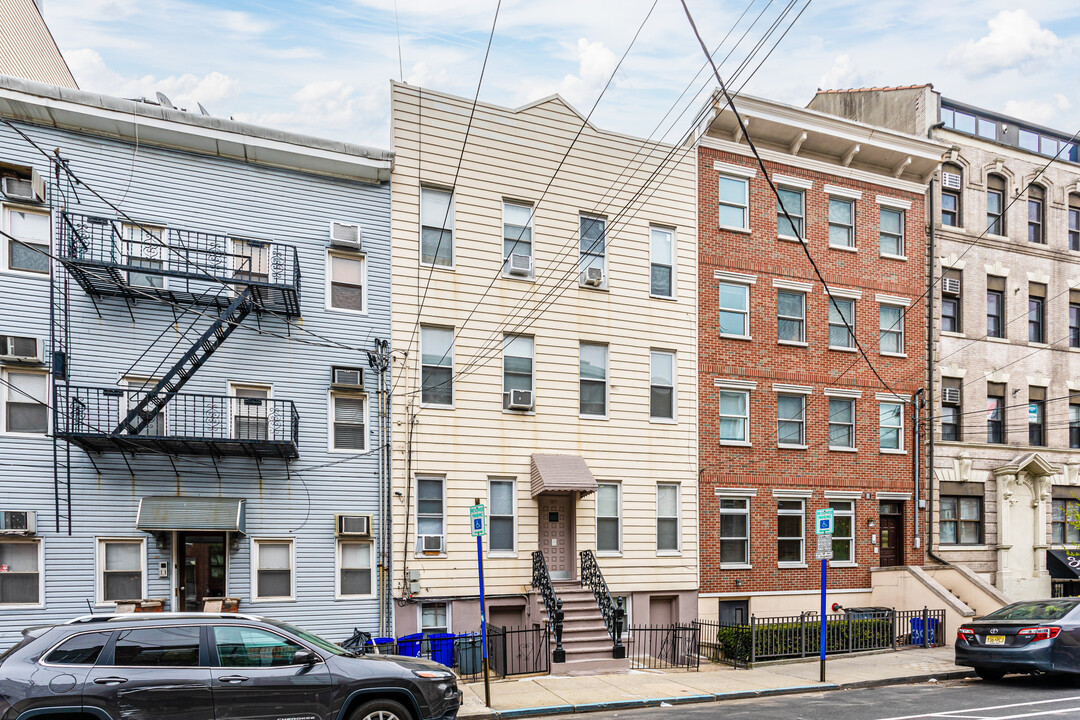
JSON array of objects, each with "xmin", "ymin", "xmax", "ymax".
[
  {"xmin": 93, "ymin": 677, "xmax": 128, "ymax": 685},
  {"xmin": 218, "ymin": 675, "xmax": 249, "ymax": 684}
]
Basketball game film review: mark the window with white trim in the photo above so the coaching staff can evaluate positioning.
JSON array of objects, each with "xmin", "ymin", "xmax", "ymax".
[
  {"xmin": 596, "ymin": 483, "xmax": 621, "ymax": 553},
  {"xmin": 718, "ymin": 497, "xmax": 749, "ymax": 565},
  {"xmin": 829, "ymin": 297, "xmax": 855, "ymax": 349},
  {"xmin": 579, "ymin": 214, "xmax": 606, "ymax": 286},
  {"xmin": 122, "ymin": 223, "xmax": 166, "ymax": 288},
  {"xmin": 502, "ymin": 335, "xmax": 534, "ymax": 410},
  {"xmin": 230, "ymin": 383, "xmax": 270, "ymax": 441},
  {"xmin": 421, "ymin": 326, "xmax": 454, "ymax": 406},
  {"xmin": 3, "ymin": 369, "xmax": 47, "ymax": 434},
  {"xmin": 828, "ymin": 398, "xmax": 855, "ymax": 449},
  {"xmin": 328, "ymin": 252, "xmax": 365, "ymax": 312},
  {"xmin": 124, "ymin": 376, "xmax": 164, "ymax": 437},
  {"xmin": 718, "ymin": 282, "xmax": 749, "ymax": 337},
  {"xmin": 331, "ymin": 392, "xmax": 367, "ymax": 451},
  {"xmin": 880, "ymin": 208, "xmax": 904, "ymax": 257},
  {"xmin": 880, "ymin": 402, "xmax": 904, "ymax": 451},
  {"xmin": 650, "ymin": 226, "xmax": 674, "ymax": 298},
  {"xmin": 416, "ymin": 476, "xmax": 445, "ymax": 553},
  {"xmin": 777, "ymin": 290, "xmax": 805, "ymax": 343},
  {"xmin": 5, "ymin": 207, "xmax": 49, "ymax": 274},
  {"xmin": 253, "ymin": 539, "xmax": 294, "ymax": 601},
  {"xmin": 879, "ymin": 304, "xmax": 904, "ymax": 355},
  {"xmin": 718, "ymin": 175, "xmax": 749, "ymax": 230},
  {"xmin": 338, "ymin": 540, "xmax": 373, "ymax": 597},
  {"xmin": 650, "ymin": 351, "xmax": 675, "ymax": 420},
  {"xmin": 503, "ymin": 201, "xmax": 533, "ymax": 276},
  {"xmin": 656, "ymin": 483, "xmax": 680, "ymax": 553},
  {"xmin": 777, "ymin": 499, "xmax": 804, "ymax": 565},
  {"xmin": 719, "ymin": 390, "xmax": 749, "ymax": 443},
  {"xmin": 830, "ymin": 501, "xmax": 854, "ymax": 562},
  {"xmin": 98, "ymin": 539, "xmax": 144, "ymax": 603},
  {"xmin": 828, "ymin": 198, "xmax": 854, "ymax": 248},
  {"xmin": 421, "ymin": 602, "xmax": 448, "ymax": 634},
  {"xmin": 777, "ymin": 394, "xmax": 805, "ymax": 447},
  {"xmin": 420, "ymin": 188, "xmax": 454, "ymax": 267},
  {"xmin": 488, "ymin": 478, "xmax": 516, "ymax": 553},
  {"xmin": 579, "ymin": 342, "xmax": 607, "ymax": 417},
  {"xmin": 0, "ymin": 539, "xmax": 40, "ymax": 605},
  {"xmin": 777, "ymin": 188, "xmax": 804, "ymax": 239}
]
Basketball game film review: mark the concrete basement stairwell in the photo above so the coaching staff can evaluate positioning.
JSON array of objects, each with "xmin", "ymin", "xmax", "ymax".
[{"xmin": 550, "ymin": 581, "xmax": 630, "ymax": 676}]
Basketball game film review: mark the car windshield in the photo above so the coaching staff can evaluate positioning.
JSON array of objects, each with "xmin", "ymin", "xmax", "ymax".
[
  {"xmin": 265, "ymin": 620, "xmax": 353, "ymax": 656},
  {"xmin": 981, "ymin": 600, "xmax": 1080, "ymax": 621}
]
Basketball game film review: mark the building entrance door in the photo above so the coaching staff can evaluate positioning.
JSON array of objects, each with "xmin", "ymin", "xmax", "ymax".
[
  {"xmin": 177, "ymin": 532, "xmax": 227, "ymax": 611},
  {"xmin": 539, "ymin": 494, "xmax": 573, "ymax": 580},
  {"xmin": 879, "ymin": 503, "xmax": 904, "ymax": 568}
]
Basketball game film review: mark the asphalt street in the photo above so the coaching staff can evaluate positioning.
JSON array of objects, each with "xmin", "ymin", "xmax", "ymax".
[{"xmin": 566, "ymin": 675, "xmax": 1080, "ymax": 720}]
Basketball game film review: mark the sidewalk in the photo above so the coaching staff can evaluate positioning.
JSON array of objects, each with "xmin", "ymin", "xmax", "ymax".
[{"xmin": 458, "ymin": 647, "xmax": 971, "ymax": 719}]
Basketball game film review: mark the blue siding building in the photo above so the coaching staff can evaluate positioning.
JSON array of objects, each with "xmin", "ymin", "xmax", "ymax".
[{"xmin": 0, "ymin": 75, "xmax": 394, "ymax": 644}]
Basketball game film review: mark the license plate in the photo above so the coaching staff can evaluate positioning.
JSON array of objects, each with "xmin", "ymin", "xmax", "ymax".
[{"xmin": 985, "ymin": 635, "xmax": 1006, "ymax": 646}]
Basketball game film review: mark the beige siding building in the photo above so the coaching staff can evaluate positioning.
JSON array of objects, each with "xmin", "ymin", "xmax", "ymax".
[
  {"xmin": 0, "ymin": 0, "xmax": 77, "ymax": 88},
  {"xmin": 389, "ymin": 82, "xmax": 698, "ymax": 652}
]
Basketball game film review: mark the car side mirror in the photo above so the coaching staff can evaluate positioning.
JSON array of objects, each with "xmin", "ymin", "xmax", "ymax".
[{"xmin": 293, "ymin": 649, "xmax": 318, "ymax": 665}]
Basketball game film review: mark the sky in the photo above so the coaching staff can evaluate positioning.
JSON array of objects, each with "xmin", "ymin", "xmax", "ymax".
[{"xmin": 41, "ymin": 0, "xmax": 1080, "ymax": 149}]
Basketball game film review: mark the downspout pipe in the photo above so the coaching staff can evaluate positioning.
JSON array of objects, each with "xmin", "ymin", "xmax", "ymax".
[{"xmin": 925, "ymin": 134, "xmax": 949, "ymax": 567}]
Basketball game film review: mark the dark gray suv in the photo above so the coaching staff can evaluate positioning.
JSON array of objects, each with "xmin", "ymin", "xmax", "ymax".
[{"xmin": 0, "ymin": 613, "xmax": 461, "ymax": 720}]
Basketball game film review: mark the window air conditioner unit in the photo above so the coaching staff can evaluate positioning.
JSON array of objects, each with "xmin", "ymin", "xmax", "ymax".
[
  {"xmin": 581, "ymin": 267, "xmax": 605, "ymax": 287},
  {"xmin": 941, "ymin": 172, "xmax": 962, "ymax": 190},
  {"xmin": 942, "ymin": 387, "xmax": 961, "ymax": 405},
  {"xmin": 1, "ymin": 170, "xmax": 44, "ymax": 203},
  {"xmin": 335, "ymin": 514, "xmax": 371, "ymax": 537},
  {"xmin": 332, "ymin": 366, "xmax": 364, "ymax": 388},
  {"xmin": 419, "ymin": 535, "xmax": 444, "ymax": 553},
  {"xmin": 507, "ymin": 389, "xmax": 534, "ymax": 410},
  {"xmin": 0, "ymin": 335, "xmax": 43, "ymax": 363},
  {"xmin": 942, "ymin": 278, "xmax": 961, "ymax": 295},
  {"xmin": 330, "ymin": 221, "xmax": 362, "ymax": 251},
  {"xmin": 508, "ymin": 253, "xmax": 533, "ymax": 276},
  {"xmin": 0, "ymin": 510, "xmax": 36, "ymax": 535}
]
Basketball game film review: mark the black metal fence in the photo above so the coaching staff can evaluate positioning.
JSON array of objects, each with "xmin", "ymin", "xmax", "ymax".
[
  {"xmin": 696, "ymin": 607, "xmax": 946, "ymax": 667},
  {"xmin": 627, "ymin": 624, "xmax": 701, "ymax": 670},
  {"xmin": 485, "ymin": 623, "xmax": 551, "ymax": 677},
  {"xmin": 1053, "ymin": 579, "xmax": 1080, "ymax": 598}
]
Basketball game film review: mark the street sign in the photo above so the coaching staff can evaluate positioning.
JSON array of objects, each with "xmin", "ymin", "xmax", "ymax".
[
  {"xmin": 470, "ymin": 504, "xmax": 486, "ymax": 537},
  {"xmin": 815, "ymin": 534, "xmax": 833, "ymax": 560},
  {"xmin": 815, "ymin": 508, "xmax": 834, "ymax": 535}
]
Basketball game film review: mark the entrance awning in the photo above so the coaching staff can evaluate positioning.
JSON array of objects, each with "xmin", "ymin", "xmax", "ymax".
[
  {"xmin": 136, "ymin": 496, "xmax": 246, "ymax": 533},
  {"xmin": 530, "ymin": 454, "xmax": 597, "ymax": 497},
  {"xmin": 1048, "ymin": 549, "xmax": 1080, "ymax": 579}
]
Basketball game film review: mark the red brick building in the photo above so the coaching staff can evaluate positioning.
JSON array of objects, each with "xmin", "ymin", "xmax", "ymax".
[{"xmin": 694, "ymin": 94, "xmax": 948, "ymax": 620}]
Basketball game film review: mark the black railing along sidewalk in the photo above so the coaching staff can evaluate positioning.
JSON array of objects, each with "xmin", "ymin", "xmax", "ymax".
[
  {"xmin": 579, "ymin": 549, "xmax": 625, "ymax": 659},
  {"xmin": 531, "ymin": 550, "xmax": 565, "ymax": 663},
  {"xmin": 628, "ymin": 624, "xmax": 701, "ymax": 670}
]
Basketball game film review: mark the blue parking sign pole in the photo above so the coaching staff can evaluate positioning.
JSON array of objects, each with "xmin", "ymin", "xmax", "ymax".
[
  {"xmin": 820, "ymin": 557, "xmax": 826, "ymax": 682},
  {"xmin": 474, "ymin": 500, "xmax": 490, "ymax": 707}
]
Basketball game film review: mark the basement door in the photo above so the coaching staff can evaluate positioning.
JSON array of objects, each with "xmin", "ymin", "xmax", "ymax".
[{"xmin": 539, "ymin": 494, "xmax": 573, "ymax": 580}]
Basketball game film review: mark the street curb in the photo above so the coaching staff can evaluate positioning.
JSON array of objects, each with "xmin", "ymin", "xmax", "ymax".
[{"xmin": 833, "ymin": 669, "xmax": 975, "ymax": 691}]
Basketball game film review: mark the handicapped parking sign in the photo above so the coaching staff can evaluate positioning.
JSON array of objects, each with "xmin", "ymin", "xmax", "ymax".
[
  {"xmin": 816, "ymin": 508, "xmax": 834, "ymax": 535},
  {"xmin": 470, "ymin": 504, "xmax": 486, "ymax": 537}
]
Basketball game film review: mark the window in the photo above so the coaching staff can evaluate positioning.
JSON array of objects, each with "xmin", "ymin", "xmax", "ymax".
[
  {"xmin": 1070, "ymin": 195, "xmax": 1080, "ymax": 251},
  {"xmin": 718, "ymin": 390, "xmax": 749, "ymax": 444},
  {"xmin": 416, "ymin": 476, "xmax": 445, "ymax": 552},
  {"xmin": 650, "ymin": 226, "xmax": 674, "ymax": 298},
  {"xmin": 488, "ymin": 478, "xmax": 515, "ymax": 553},
  {"xmin": 502, "ymin": 335, "xmax": 534, "ymax": 410},
  {"xmin": 1029, "ymin": 283, "xmax": 1046, "ymax": 343},
  {"xmin": 420, "ymin": 188, "xmax": 453, "ymax": 267},
  {"xmin": 649, "ymin": 351, "xmax": 675, "ymax": 420},
  {"xmin": 657, "ymin": 483, "xmax": 680, "ymax": 553},
  {"xmin": 829, "ymin": 297, "xmax": 855, "ymax": 349},
  {"xmin": 718, "ymin": 174, "xmax": 750, "ymax": 229},
  {"xmin": 987, "ymin": 276, "xmax": 1005, "ymax": 338},
  {"xmin": 718, "ymin": 282, "xmax": 749, "ymax": 337},
  {"xmin": 337, "ymin": 541, "xmax": 373, "ymax": 597},
  {"xmin": 123, "ymin": 223, "xmax": 165, "ymax": 288},
  {"xmin": 328, "ymin": 253, "xmax": 364, "ymax": 312},
  {"xmin": 828, "ymin": 398, "xmax": 855, "ymax": 449},
  {"xmin": 830, "ymin": 501, "xmax": 854, "ymax": 563},
  {"xmin": 3, "ymin": 370, "xmax": 47, "ymax": 434},
  {"xmin": 1029, "ymin": 386, "xmax": 1046, "ymax": 447},
  {"xmin": 98, "ymin": 539, "xmax": 143, "ymax": 603},
  {"xmin": 579, "ymin": 342, "xmax": 607, "ymax": 416},
  {"xmin": 231, "ymin": 237, "xmax": 271, "ymax": 286},
  {"xmin": 214, "ymin": 626, "xmax": 303, "ymax": 667},
  {"xmin": 879, "ymin": 305, "xmax": 904, "ymax": 355},
  {"xmin": 231, "ymin": 384, "xmax": 269, "ymax": 441},
  {"xmin": 777, "ymin": 500, "xmax": 804, "ymax": 565},
  {"xmin": 0, "ymin": 540, "xmax": 39, "ymax": 604},
  {"xmin": 124, "ymin": 376, "xmax": 164, "ymax": 437},
  {"xmin": 718, "ymin": 497, "xmax": 749, "ymax": 565},
  {"xmin": 941, "ymin": 269, "xmax": 962, "ymax": 333},
  {"xmin": 45, "ymin": 631, "xmax": 111, "ymax": 665},
  {"xmin": 828, "ymin": 197, "xmax": 854, "ymax": 248},
  {"xmin": 987, "ymin": 175, "xmax": 1005, "ymax": 235},
  {"xmin": 253, "ymin": 539, "xmax": 293, "ymax": 600},
  {"xmin": 777, "ymin": 291, "xmax": 805, "ymax": 344},
  {"xmin": 879, "ymin": 402, "xmax": 903, "ymax": 451},
  {"xmin": 777, "ymin": 188, "xmax": 804, "ymax": 239},
  {"xmin": 941, "ymin": 378, "xmax": 961, "ymax": 442},
  {"xmin": 987, "ymin": 383, "xmax": 1006, "ymax": 444},
  {"xmin": 952, "ymin": 111, "xmax": 976, "ymax": 134},
  {"xmin": 777, "ymin": 394, "xmax": 805, "ymax": 447},
  {"xmin": 331, "ymin": 392, "xmax": 366, "ymax": 451},
  {"xmin": 940, "ymin": 497, "xmax": 982, "ymax": 545},
  {"xmin": 1071, "ymin": 294, "xmax": 1080, "ymax": 349},
  {"xmin": 1071, "ymin": 397, "xmax": 1080, "ymax": 449},
  {"xmin": 940, "ymin": 164, "xmax": 961, "ymax": 227},
  {"xmin": 421, "ymin": 602, "xmax": 448, "ymax": 634},
  {"xmin": 977, "ymin": 118, "xmax": 997, "ymax": 140},
  {"xmin": 114, "ymin": 627, "xmax": 200, "ymax": 667},
  {"xmin": 503, "ymin": 201, "xmax": 533, "ymax": 276},
  {"xmin": 1053, "ymin": 498, "xmax": 1080, "ymax": 544},
  {"xmin": 5, "ymin": 207, "xmax": 49, "ymax": 274},
  {"xmin": 596, "ymin": 483, "xmax": 621, "ymax": 553},
  {"xmin": 421, "ymin": 326, "xmax": 454, "ymax": 406},
  {"xmin": 579, "ymin": 214, "xmax": 606, "ymax": 286},
  {"xmin": 1028, "ymin": 186, "xmax": 1045, "ymax": 244},
  {"xmin": 880, "ymin": 208, "xmax": 904, "ymax": 257}
]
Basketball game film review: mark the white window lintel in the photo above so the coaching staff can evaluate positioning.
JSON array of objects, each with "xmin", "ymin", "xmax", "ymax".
[
  {"xmin": 876, "ymin": 293, "xmax": 911, "ymax": 307},
  {"xmin": 714, "ymin": 161, "xmax": 757, "ymax": 179},
  {"xmin": 714, "ymin": 378, "xmax": 757, "ymax": 391},
  {"xmin": 773, "ymin": 173, "xmax": 813, "ymax": 190},
  {"xmin": 824, "ymin": 490, "xmax": 863, "ymax": 500},
  {"xmin": 876, "ymin": 392, "xmax": 911, "ymax": 403},
  {"xmin": 715, "ymin": 270, "xmax": 756, "ymax": 285},
  {"xmin": 877, "ymin": 195, "xmax": 912, "ymax": 210},
  {"xmin": 824, "ymin": 387, "xmax": 863, "ymax": 398},
  {"xmin": 772, "ymin": 489, "xmax": 813, "ymax": 498},
  {"xmin": 715, "ymin": 488, "xmax": 757, "ymax": 497},
  {"xmin": 772, "ymin": 278, "xmax": 813, "ymax": 293},
  {"xmin": 824, "ymin": 184, "xmax": 863, "ymax": 201},
  {"xmin": 773, "ymin": 383, "xmax": 812, "ymax": 395}
]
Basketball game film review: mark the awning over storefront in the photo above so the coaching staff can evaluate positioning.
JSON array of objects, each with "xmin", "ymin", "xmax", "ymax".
[
  {"xmin": 136, "ymin": 496, "xmax": 246, "ymax": 533},
  {"xmin": 1047, "ymin": 549, "xmax": 1080, "ymax": 579},
  {"xmin": 530, "ymin": 454, "xmax": 597, "ymax": 497}
]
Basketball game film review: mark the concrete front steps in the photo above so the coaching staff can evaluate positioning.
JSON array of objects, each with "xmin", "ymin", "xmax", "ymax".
[
  {"xmin": 549, "ymin": 582, "xmax": 629, "ymax": 676},
  {"xmin": 870, "ymin": 563, "xmax": 1008, "ymax": 640}
]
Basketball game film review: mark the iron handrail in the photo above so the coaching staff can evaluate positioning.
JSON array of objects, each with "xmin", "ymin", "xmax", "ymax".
[
  {"xmin": 579, "ymin": 549, "xmax": 625, "ymax": 657},
  {"xmin": 531, "ymin": 550, "xmax": 565, "ymax": 662}
]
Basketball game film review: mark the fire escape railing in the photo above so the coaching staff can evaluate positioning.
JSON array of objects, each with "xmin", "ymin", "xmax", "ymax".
[
  {"xmin": 531, "ymin": 550, "xmax": 566, "ymax": 663},
  {"xmin": 579, "ymin": 549, "xmax": 626, "ymax": 659}
]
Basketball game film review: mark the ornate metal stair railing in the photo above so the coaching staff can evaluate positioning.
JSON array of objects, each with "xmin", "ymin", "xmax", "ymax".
[
  {"xmin": 579, "ymin": 549, "xmax": 626, "ymax": 659},
  {"xmin": 531, "ymin": 550, "xmax": 565, "ymax": 663}
]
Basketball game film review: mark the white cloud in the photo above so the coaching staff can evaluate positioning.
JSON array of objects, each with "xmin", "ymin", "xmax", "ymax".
[
  {"xmin": 947, "ymin": 9, "xmax": 1062, "ymax": 76},
  {"xmin": 233, "ymin": 80, "xmax": 382, "ymax": 133},
  {"xmin": 216, "ymin": 10, "xmax": 273, "ymax": 36},
  {"xmin": 516, "ymin": 37, "xmax": 618, "ymax": 109},
  {"xmin": 67, "ymin": 49, "xmax": 239, "ymax": 109},
  {"xmin": 1003, "ymin": 93, "xmax": 1073, "ymax": 126},
  {"xmin": 818, "ymin": 54, "xmax": 859, "ymax": 91}
]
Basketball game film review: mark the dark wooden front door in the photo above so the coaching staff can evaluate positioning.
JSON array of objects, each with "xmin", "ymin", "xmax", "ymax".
[
  {"xmin": 879, "ymin": 508, "xmax": 904, "ymax": 567},
  {"xmin": 177, "ymin": 532, "xmax": 227, "ymax": 611}
]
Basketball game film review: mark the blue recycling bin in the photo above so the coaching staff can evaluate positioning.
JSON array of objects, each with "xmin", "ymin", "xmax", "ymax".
[
  {"xmin": 398, "ymin": 633, "xmax": 424, "ymax": 657},
  {"xmin": 911, "ymin": 617, "xmax": 938, "ymax": 645},
  {"xmin": 428, "ymin": 633, "xmax": 455, "ymax": 667}
]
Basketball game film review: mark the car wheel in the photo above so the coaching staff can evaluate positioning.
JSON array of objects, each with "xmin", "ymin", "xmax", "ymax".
[
  {"xmin": 349, "ymin": 698, "xmax": 414, "ymax": 720},
  {"xmin": 975, "ymin": 667, "xmax": 1006, "ymax": 682}
]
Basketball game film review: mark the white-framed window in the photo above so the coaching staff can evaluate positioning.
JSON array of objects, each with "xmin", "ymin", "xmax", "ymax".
[
  {"xmin": 777, "ymin": 188, "xmax": 805, "ymax": 239},
  {"xmin": 97, "ymin": 538, "xmax": 145, "ymax": 604},
  {"xmin": 718, "ymin": 282, "xmax": 750, "ymax": 337},
  {"xmin": 777, "ymin": 394, "xmax": 806, "ymax": 447},
  {"xmin": 330, "ymin": 391, "xmax": 367, "ymax": 451},
  {"xmin": 828, "ymin": 398, "xmax": 855, "ymax": 450},
  {"xmin": 488, "ymin": 478, "xmax": 516, "ymax": 554},
  {"xmin": 420, "ymin": 188, "xmax": 454, "ymax": 267},
  {"xmin": 880, "ymin": 402, "xmax": 904, "ymax": 451},
  {"xmin": 880, "ymin": 208, "xmax": 905, "ymax": 257},
  {"xmin": 717, "ymin": 174, "xmax": 749, "ymax": 230},
  {"xmin": 828, "ymin": 197, "xmax": 855, "ymax": 248},
  {"xmin": 502, "ymin": 335, "xmax": 534, "ymax": 410},
  {"xmin": 4, "ymin": 206, "xmax": 50, "ymax": 275},
  {"xmin": 416, "ymin": 475, "xmax": 445, "ymax": 554},
  {"xmin": 718, "ymin": 497, "xmax": 750, "ymax": 566},
  {"xmin": 122, "ymin": 376, "xmax": 164, "ymax": 437},
  {"xmin": 252, "ymin": 538, "xmax": 294, "ymax": 601},
  {"xmin": 2, "ymin": 369, "xmax": 47, "ymax": 435},
  {"xmin": 502, "ymin": 200, "xmax": 534, "ymax": 277},
  {"xmin": 650, "ymin": 350, "xmax": 675, "ymax": 421},
  {"xmin": 579, "ymin": 214, "xmax": 607, "ymax": 287},
  {"xmin": 420, "ymin": 601, "xmax": 449, "ymax": 634},
  {"xmin": 829, "ymin": 500, "xmax": 855, "ymax": 564},
  {"xmin": 650, "ymin": 226, "xmax": 675, "ymax": 298},
  {"xmin": 336, "ymin": 540, "xmax": 373, "ymax": 598},
  {"xmin": 777, "ymin": 499, "xmax": 805, "ymax": 566},
  {"xmin": 230, "ymin": 236, "xmax": 271, "ymax": 288},
  {"xmin": 829, "ymin": 297, "xmax": 855, "ymax": 349},
  {"xmin": 656, "ymin": 483, "xmax": 680, "ymax": 553},
  {"xmin": 122, "ymin": 222, "xmax": 166, "ymax": 288},
  {"xmin": 879, "ymin": 305, "xmax": 905, "ymax": 355},
  {"xmin": 719, "ymin": 390, "xmax": 749, "ymax": 444},
  {"xmin": 420, "ymin": 326, "xmax": 454, "ymax": 407},
  {"xmin": 596, "ymin": 482, "xmax": 621, "ymax": 554},
  {"xmin": 229, "ymin": 382, "xmax": 270, "ymax": 441},
  {"xmin": 0, "ymin": 539, "xmax": 42, "ymax": 606},
  {"xmin": 777, "ymin": 290, "xmax": 805, "ymax": 344},
  {"xmin": 327, "ymin": 251, "xmax": 366, "ymax": 313},
  {"xmin": 579, "ymin": 342, "xmax": 608, "ymax": 417}
]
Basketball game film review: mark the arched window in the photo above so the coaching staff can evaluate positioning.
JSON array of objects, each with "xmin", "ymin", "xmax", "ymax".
[
  {"xmin": 1028, "ymin": 185, "xmax": 1045, "ymax": 244},
  {"xmin": 986, "ymin": 174, "xmax": 1006, "ymax": 235},
  {"xmin": 1069, "ymin": 193, "xmax": 1080, "ymax": 251},
  {"xmin": 941, "ymin": 163, "xmax": 962, "ymax": 227}
]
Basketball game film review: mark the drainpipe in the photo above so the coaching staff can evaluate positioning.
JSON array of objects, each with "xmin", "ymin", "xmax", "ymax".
[
  {"xmin": 913, "ymin": 387, "xmax": 923, "ymax": 554},
  {"xmin": 925, "ymin": 159, "xmax": 948, "ymax": 568}
]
